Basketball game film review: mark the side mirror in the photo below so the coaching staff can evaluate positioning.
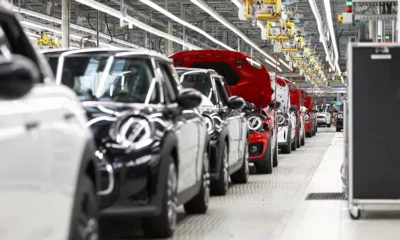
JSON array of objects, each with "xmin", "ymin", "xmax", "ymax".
[
  {"xmin": 268, "ymin": 100, "xmax": 281, "ymax": 109},
  {"xmin": 289, "ymin": 105, "xmax": 298, "ymax": 113},
  {"xmin": 0, "ymin": 55, "xmax": 38, "ymax": 99},
  {"xmin": 177, "ymin": 88, "xmax": 203, "ymax": 109},
  {"xmin": 300, "ymin": 106, "xmax": 308, "ymax": 113},
  {"xmin": 227, "ymin": 96, "xmax": 245, "ymax": 110}
]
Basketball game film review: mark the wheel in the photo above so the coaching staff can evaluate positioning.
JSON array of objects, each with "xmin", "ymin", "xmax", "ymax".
[
  {"xmin": 315, "ymin": 127, "xmax": 318, "ymax": 133},
  {"xmin": 336, "ymin": 128, "xmax": 341, "ymax": 132},
  {"xmin": 231, "ymin": 141, "xmax": 249, "ymax": 184},
  {"xmin": 291, "ymin": 134, "xmax": 297, "ymax": 151},
  {"xmin": 328, "ymin": 124, "xmax": 331, "ymax": 128},
  {"xmin": 210, "ymin": 142, "xmax": 229, "ymax": 195},
  {"xmin": 142, "ymin": 157, "xmax": 178, "ymax": 238},
  {"xmin": 281, "ymin": 130, "xmax": 292, "ymax": 154},
  {"xmin": 296, "ymin": 133, "xmax": 301, "ymax": 148},
  {"xmin": 349, "ymin": 206, "xmax": 361, "ymax": 220},
  {"xmin": 301, "ymin": 133, "xmax": 305, "ymax": 146},
  {"xmin": 184, "ymin": 151, "xmax": 210, "ymax": 214},
  {"xmin": 254, "ymin": 137, "xmax": 273, "ymax": 174},
  {"xmin": 306, "ymin": 132, "xmax": 312, "ymax": 138},
  {"xmin": 69, "ymin": 174, "xmax": 98, "ymax": 240},
  {"xmin": 272, "ymin": 137, "xmax": 278, "ymax": 167}
]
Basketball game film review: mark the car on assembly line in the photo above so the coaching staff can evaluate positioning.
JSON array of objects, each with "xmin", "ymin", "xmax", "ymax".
[
  {"xmin": 283, "ymin": 79, "xmax": 307, "ymax": 148},
  {"xmin": 176, "ymin": 68, "xmax": 249, "ymax": 196},
  {"xmin": 170, "ymin": 50, "xmax": 279, "ymax": 174},
  {"xmin": 270, "ymin": 73, "xmax": 297, "ymax": 154},
  {"xmin": 336, "ymin": 103, "xmax": 344, "ymax": 132},
  {"xmin": 43, "ymin": 49, "xmax": 211, "ymax": 238},
  {"xmin": 316, "ymin": 104, "xmax": 333, "ymax": 127},
  {"xmin": 302, "ymin": 90, "xmax": 317, "ymax": 137},
  {"xmin": 0, "ymin": 4, "xmax": 100, "ymax": 240}
]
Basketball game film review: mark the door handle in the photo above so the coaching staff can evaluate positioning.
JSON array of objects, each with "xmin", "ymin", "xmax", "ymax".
[
  {"xmin": 64, "ymin": 113, "xmax": 75, "ymax": 121},
  {"xmin": 25, "ymin": 121, "xmax": 40, "ymax": 131}
]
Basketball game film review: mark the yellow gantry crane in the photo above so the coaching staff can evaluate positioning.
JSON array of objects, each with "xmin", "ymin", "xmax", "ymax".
[
  {"xmin": 36, "ymin": 33, "xmax": 61, "ymax": 48},
  {"xmin": 244, "ymin": 0, "xmax": 282, "ymax": 21}
]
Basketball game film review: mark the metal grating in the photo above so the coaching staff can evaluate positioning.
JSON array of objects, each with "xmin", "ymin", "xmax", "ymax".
[{"xmin": 305, "ymin": 192, "xmax": 345, "ymax": 200}]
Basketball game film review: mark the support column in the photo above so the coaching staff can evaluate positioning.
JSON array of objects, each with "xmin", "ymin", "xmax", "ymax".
[
  {"xmin": 368, "ymin": 20, "xmax": 374, "ymax": 40},
  {"xmin": 167, "ymin": 21, "xmax": 174, "ymax": 55},
  {"xmin": 392, "ymin": 20, "xmax": 395, "ymax": 42},
  {"xmin": 61, "ymin": 0, "xmax": 70, "ymax": 48},
  {"xmin": 180, "ymin": 3, "xmax": 186, "ymax": 50},
  {"xmin": 237, "ymin": 38, "xmax": 241, "ymax": 52}
]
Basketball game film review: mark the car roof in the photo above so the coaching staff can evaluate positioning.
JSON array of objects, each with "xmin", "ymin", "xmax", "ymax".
[{"xmin": 43, "ymin": 48, "xmax": 172, "ymax": 62}]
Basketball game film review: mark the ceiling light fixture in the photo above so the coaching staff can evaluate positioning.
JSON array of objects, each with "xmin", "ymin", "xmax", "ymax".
[
  {"xmin": 265, "ymin": 59, "xmax": 282, "ymax": 72},
  {"xmin": 323, "ymin": 0, "xmax": 342, "ymax": 79},
  {"xmin": 190, "ymin": 0, "xmax": 279, "ymax": 67},
  {"xmin": 138, "ymin": 0, "xmax": 234, "ymax": 51},
  {"xmin": 74, "ymin": 0, "xmax": 201, "ymax": 50}
]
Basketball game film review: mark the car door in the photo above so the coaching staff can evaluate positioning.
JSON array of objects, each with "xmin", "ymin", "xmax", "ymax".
[
  {"xmin": 158, "ymin": 61, "xmax": 201, "ymax": 192},
  {"xmin": 213, "ymin": 76, "xmax": 242, "ymax": 165}
]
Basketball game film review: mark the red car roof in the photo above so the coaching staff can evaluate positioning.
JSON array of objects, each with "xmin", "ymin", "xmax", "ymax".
[{"xmin": 170, "ymin": 50, "xmax": 272, "ymax": 109}]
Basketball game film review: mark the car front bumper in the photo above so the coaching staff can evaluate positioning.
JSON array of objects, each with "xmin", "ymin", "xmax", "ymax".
[{"xmin": 248, "ymin": 131, "xmax": 270, "ymax": 162}]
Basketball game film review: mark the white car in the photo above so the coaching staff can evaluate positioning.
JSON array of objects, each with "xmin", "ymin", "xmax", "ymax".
[
  {"xmin": 316, "ymin": 105, "xmax": 333, "ymax": 127},
  {"xmin": 0, "ymin": 5, "xmax": 99, "ymax": 240},
  {"xmin": 270, "ymin": 74, "xmax": 297, "ymax": 154}
]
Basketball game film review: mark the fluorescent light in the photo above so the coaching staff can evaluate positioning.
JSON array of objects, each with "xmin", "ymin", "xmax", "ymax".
[
  {"xmin": 139, "ymin": 0, "xmax": 234, "ymax": 51},
  {"xmin": 265, "ymin": 59, "xmax": 282, "ymax": 72},
  {"xmin": 308, "ymin": 0, "xmax": 334, "ymax": 69},
  {"xmin": 230, "ymin": 0, "xmax": 241, "ymax": 7},
  {"xmin": 279, "ymin": 59, "xmax": 293, "ymax": 71},
  {"xmin": 26, "ymin": 32, "xmax": 41, "ymax": 38},
  {"xmin": 74, "ymin": 0, "xmax": 201, "ymax": 50},
  {"xmin": 323, "ymin": 0, "xmax": 341, "ymax": 76},
  {"xmin": 190, "ymin": 0, "xmax": 279, "ymax": 67}
]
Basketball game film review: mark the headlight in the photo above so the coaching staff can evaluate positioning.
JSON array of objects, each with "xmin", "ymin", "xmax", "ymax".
[
  {"xmin": 110, "ymin": 115, "xmax": 153, "ymax": 149},
  {"xmin": 203, "ymin": 115, "xmax": 214, "ymax": 133},
  {"xmin": 277, "ymin": 114, "xmax": 285, "ymax": 125},
  {"xmin": 305, "ymin": 114, "xmax": 310, "ymax": 121},
  {"xmin": 247, "ymin": 115, "xmax": 264, "ymax": 131},
  {"xmin": 338, "ymin": 113, "xmax": 343, "ymax": 119}
]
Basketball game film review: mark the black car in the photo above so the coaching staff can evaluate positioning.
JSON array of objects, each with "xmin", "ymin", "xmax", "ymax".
[
  {"xmin": 336, "ymin": 104, "xmax": 344, "ymax": 132},
  {"xmin": 176, "ymin": 68, "xmax": 249, "ymax": 196},
  {"xmin": 43, "ymin": 49, "xmax": 211, "ymax": 238}
]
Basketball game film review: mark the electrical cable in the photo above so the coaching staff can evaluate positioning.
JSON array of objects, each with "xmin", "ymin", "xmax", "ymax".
[
  {"xmin": 87, "ymin": 12, "xmax": 96, "ymax": 30},
  {"xmin": 194, "ymin": 6, "xmax": 217, "ymax": 26},
  {"xmin": 104, "ymin": 13, "xmax": 114, "ymax": 43}
]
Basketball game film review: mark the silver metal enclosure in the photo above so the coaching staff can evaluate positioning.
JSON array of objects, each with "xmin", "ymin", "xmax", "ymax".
[{"xmin": 346, "ymin": 42, "xmax": 400, "ymax": 219}]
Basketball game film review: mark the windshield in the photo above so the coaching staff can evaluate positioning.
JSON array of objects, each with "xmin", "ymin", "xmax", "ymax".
[
  {"xmin": 179, "ymin": 71, "xmax": 216, "ymax": 105},
  {"xmin": 60, "ymin": 55, "xmax": 159, "ymax": 103}
]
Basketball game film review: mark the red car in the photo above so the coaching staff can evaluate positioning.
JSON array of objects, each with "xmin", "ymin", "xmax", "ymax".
[
  {"xmin": 303, "ymin": 92, "xmax": 317, "ymax": 137},
  {"xmin": 170, "ymin": 50, "xmax": 279, "ymax": 174},
  {"xmin": 282, "ymin": 79, "xmax": 307, "ymax": 148}
]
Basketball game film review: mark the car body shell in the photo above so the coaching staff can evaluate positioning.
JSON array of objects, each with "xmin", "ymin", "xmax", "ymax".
[
  {"xmin": 42, "ymin": 49, "xmax": 210, "ymax": 218},
  {"xmin": 170, "ymin": 50, "xmax": 277, "ymax": 164},
  {"xmin": 176, "ymin": 68, "xmax": 249, "ymax": 180}
]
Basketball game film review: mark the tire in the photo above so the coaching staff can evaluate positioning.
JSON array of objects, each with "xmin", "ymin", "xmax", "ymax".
[
  {"xmin": 184, "ymin": 151, "xmax": 210, "ymax": 214},
  {"xmin": 291, "ymin": 134, "xmax": 297, "ymax": 151},
  {"xmin": 231, "ymin": 141, "xmax": 249, "ymax": 184},
  {"xmin": 272, "ymin": 138, "xmax": 278, "ymax": 167},
  {"xmin": 296, "ymin": 132, "xmax": 301, "ymax": 148},
  {"xmin": 142, "ymin": 157, "xmax": 178, "ymax": 238},
  {"xmin": 255, "ymin": 137, "xmax": 273, "ymax": 174},
  {"xmin": 336, "ymin": 128, "xmax": 341, "ymax": 132},
  {"xmin": 210, "ymin": 142, "xmax": 229, "ymax": 195},
  {"xmin": 301, "ymin": 133, "xmax": 305, "ymax": 146},
  {"xmin": 69, "ymin": 175, "xmax": 99, "ymax": 240},
  {"xmin": 306, "ymin": 132, "xmax": 312, "ymax": 138},
  {"xmin": 281, "ymin": 130, "xmax": 291, "ymax": 154},
  {"xmin": 328, "ymin": 124, "xmax": 331, "ymax": 128}
]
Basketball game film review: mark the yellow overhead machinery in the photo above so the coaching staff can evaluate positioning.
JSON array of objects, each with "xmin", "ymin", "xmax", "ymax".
[{"xmin": 244, "ymin": 0, "xmax": 282, "ymax": 21}]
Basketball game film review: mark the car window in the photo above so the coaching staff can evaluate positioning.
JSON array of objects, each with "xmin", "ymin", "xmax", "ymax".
[
  {"xmin": 159, "ymin": 62, "xmax": 178, "ymax": 103},
  {"xmin": 214, "ymin": 77, "xmax": 229, "ymax": 106},
  {"xmin": 181, "ymin": 72, "xmax": 217, "ymax": 105},
  {"xmin": 220, "ymin": 77, "xmax": 232, "ymax": 97},
  {"xmin": 60, "ymin": 55, "xmax": 159, "ymax": 104}
]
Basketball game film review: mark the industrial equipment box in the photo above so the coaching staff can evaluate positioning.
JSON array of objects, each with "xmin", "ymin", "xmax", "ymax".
[{"xmin": 345, "ymin": 43, "xmax": 400, "ymax": 219}]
